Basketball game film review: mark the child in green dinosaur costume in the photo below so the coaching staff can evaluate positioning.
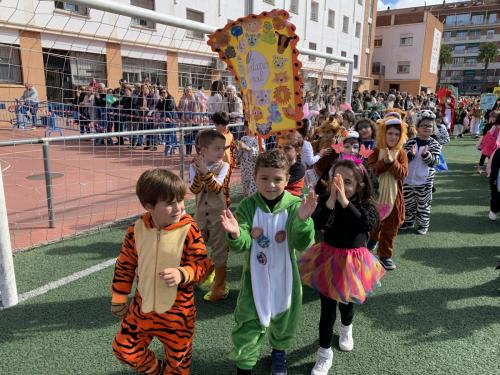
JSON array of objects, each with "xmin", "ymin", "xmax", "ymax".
[{"xmin": 221, "ymin": 148, "xmax": 317, "ymax": 375}]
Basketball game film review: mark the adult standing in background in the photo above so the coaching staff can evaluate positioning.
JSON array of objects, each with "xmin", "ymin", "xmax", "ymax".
[
  {"xmin": 19, "ymin": 83, "xmax": 39, "ymax": 126},
  {"xmin": 207, "ymin": 80, "xmax": 225, "ymax": 114},
  {"xmin": 223, "ymin": 85, "xmax": 243, "ymax": 122},
  {"xmin": 178, "ymin": 85, "xmax": 201, "ymax": 155}
]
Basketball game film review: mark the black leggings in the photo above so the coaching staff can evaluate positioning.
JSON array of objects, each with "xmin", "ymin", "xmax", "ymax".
[
  {"xmin": 479, "ymin": 154, "xmax": 487, "ymax": 167},
  {"xmin": 319, "ymin": 293, "xmax": 354, "ymax": 349}
]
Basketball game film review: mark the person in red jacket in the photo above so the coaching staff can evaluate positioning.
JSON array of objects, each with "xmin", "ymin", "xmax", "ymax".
[{"xmin": 440, "ymin": 89, "xmax": 456, "ymax": 134}]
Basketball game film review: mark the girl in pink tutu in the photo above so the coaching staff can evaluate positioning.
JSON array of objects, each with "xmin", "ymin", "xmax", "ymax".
[{"xmin": 300, "ymin": 159, "xmax": 385, "ymax": 375}]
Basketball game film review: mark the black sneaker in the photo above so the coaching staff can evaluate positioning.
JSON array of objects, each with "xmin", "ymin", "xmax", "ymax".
[
  {"xmin": 367, "ymin": 239, "xmax": 378, "ymax": 252},
  {"xmin": 271, "ymin": 349, "xmax": 287, "ymax": 375},
  {"xmin": 237, "ymin": 367, "xmax": 253, "ymax": 375},
  {"xmin": 399, "ymin": 223, "xmax": 413, "ymax": 231},
  {"xmin": 380, "ymin": 257, "xmax": 396, "ymax": 270}
]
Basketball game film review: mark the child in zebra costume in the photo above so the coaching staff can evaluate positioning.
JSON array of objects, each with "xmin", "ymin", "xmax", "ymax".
[{"xmin": 401, "ymin": 110, "xmax": 442, "ymax": 235}]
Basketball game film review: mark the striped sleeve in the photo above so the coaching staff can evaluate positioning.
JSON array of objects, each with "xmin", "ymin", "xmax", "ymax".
[
  {"xmin": 179, "ymin": 222, "xmax": 212, "ymax": 284},
  {"xmin": 188, "ymin": 164, "xmax": 203, "ymax": 194},
  {"xmin": 422, "ymin": 139, "xmax": 441, "ymax": 167},
  {"xmin": 111, "ymin": 225, "xmax": 137, "ymax": 299},
  {"xmin": 203, "ymin": 162, "xmax": 229, "ymax": 193}
]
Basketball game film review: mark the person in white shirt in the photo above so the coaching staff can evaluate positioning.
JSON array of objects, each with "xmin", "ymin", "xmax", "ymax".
[{"xmin": 19, "ymin": 83, "xmax": 39, "ymax": 126}]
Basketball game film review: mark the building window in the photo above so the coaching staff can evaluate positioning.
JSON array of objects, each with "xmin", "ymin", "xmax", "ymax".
[
  {"xmin": 186, "ymin": 9, "xmax": 204, "ymax": 39},
  {"xmin": 340, "ymin": 50, "xmax": 347, "ymax": 67},
  {"xmin": 178, "ymin": 63, "xmax": 211, "ymax": 90},
  {"xmin": 467, "ymin": 44, "xmax": 479, "ymax": 54},
  {"xmin": 456, "ymin": 30, "xmax": 468, "ymax": 40},
  {"xmin": 465, "ymin": 57, "xmax": 477, "ymax": 66},
  {"xmin": 469, "ymin": 30, "xmax": 481, "ymax": 40},
  {"xmin": 353, "ymin": 54, "xmax": 358, "ymax": 69},
  {"xmin": 374, "ymin": 79, "xmax": 379, "ymax": 86},
  {"xmin": 328, "ymin": 9, "xmax": 335, "ymax": 28},
  {"xmin": 369, "ymin": 0, "xmax": 374, "ymax": 18},
  {"xmin": 487, "ymin": 29, "xmax": 495, "ymax": 39},
  {"xmin": 372, "ymin": 62, "xmax": 381, "ymax": 74},
  {"xmin": 365, "ymin": 52, "xmax": 370, "ymax": 76},
  {"xmin": 308, "ymin": 42, "xmax": 317, "ymax": 61},
  {"xmin": 0, "ymin": 44, "xmax": 23, "ymax": 84},
  {"xmin": 488, "ymin": 13, "xmax": 497, "ymax": 24},
  {"xmin": 445, "ymin": 15, "xmax": 456, "ymax": 26},
  {"xmin": 400, "ymin": 35, "xmax": 413, "ymax": 46},
  {"xmin": 444, "ymin": 31, "xmax": 451, "ymax": 41},
  {"xmin": 130, "ymin": 0, "xmax": 155, "ymax": 29},
  {"xmin": 471, "ymin": 14, "xmax": 484, "ymax": 25},
  {"xmin": 374, "ymin": 38, "xmax": 382, "ymax": 47},
  {"xmin": 310, "ymin": 1, "xmax": 319, "ymax": 22},
  {"xmin": 343, "ymin": 16, "xmax": 349, "ymax": 33},
  {"xmin": 326, "ymin": 46, "xmax": 333, "ymax": 54},
  {"xmin": 454, "ymin": 44, "xmax": 466, "ymax": 53},
  {"xmin": 122, "ymin": 57, "xmax": 166, "ymax": 86},
  {"xmin": 456, "ymin": 13, "xmax": 470, "ymax": 25},
  {"xmin": 263, "ymin": 0, "xmax": 275, "ymax": 4},
  {"xmin": 397, "ymin": 61, "xmax": 410, "ymax": 74},
  {"xmin": 355, "ymin": 22, "xmax": 361, "ymax": 38},
  {"xmin": 289, "ymin": 0, "xmax": 299, "ymax": 14},
  {"xmin": 358, "ymin": 0, "xmax": 363, "ymax": 5},
  {"xmin": 54, "ymin": 1, "xmax": 89, "ymax": 16}
]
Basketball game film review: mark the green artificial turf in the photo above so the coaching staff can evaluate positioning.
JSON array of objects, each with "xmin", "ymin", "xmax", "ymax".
[{"xmin": 0, "ymin": 138, "xmax": 499, "ymax": 375}]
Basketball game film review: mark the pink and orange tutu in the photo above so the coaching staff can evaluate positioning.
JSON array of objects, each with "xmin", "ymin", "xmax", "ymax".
[{"xmin": 299, "ymin": 242, "xmax": 385, "ymax": 304}]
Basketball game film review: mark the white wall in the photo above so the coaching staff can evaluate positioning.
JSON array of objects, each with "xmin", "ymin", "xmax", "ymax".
[{"xmin": 372, "ymin": 22, "xmax": 426, "ymax": 80}]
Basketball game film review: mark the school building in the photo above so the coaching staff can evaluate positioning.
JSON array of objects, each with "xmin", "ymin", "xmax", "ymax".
[{"xmin": 0, "ymin": 0, "xmax": 377, "ymax": 103}]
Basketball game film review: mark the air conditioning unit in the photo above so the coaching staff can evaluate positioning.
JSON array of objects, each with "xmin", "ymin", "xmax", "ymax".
[{"xmin": 215, "ymin": 59, "xmax": 227, "ymax": 71}]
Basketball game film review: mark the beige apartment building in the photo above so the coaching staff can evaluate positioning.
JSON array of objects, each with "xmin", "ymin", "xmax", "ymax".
[{"xmin": 372, "ymin": 10, "xmax": 443, "ymax": 95}]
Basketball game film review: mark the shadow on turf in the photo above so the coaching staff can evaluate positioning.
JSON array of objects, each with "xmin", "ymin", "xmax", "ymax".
[
  {"xmin": 421, "ymin": 212, "xmax": 499, "ymax": 234},
  {"xmin": 366, "ymin": 277, "xmax": 500, "ymax": 343},
  {"xmin": 403, "ymin": 246, "xmax": 500, "ymax": 274},
  {"xmin": 45, "ymin": 241, "xmax": 121, "ymax": 259},
  {"xmin": 0, "ymin": 296, "xmax": 117, "ymax": 344}
]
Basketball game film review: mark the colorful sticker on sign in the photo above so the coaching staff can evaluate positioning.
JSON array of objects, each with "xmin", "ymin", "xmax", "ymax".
[{"xmin": 207, "ymin": 9, "xmax": 303, "ymax": 138}]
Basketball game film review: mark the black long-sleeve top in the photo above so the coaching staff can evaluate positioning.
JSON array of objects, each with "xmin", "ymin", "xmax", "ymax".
[
  {"xmin": 312, "ymin": 197, "xmax": 378, "ymax": 248},
  {"xmin": 490, "ymin": 148, "xmax": 500, "ymax": 190}
]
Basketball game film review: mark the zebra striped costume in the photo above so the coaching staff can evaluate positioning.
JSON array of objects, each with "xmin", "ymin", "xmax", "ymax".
[{"xmin": 402, "ymin": 137, "xmax": 441, "ymax": 231}]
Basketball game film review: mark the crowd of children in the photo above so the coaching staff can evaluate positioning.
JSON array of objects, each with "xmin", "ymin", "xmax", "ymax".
[{"xmin": 109, "ymin": 102, "xmax": 499, "ymax": 374}]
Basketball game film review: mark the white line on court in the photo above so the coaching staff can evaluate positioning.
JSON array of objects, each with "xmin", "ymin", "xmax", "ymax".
[{"xmin": 10, "ymin": 258, "xmax": 116, "ymax": 306}]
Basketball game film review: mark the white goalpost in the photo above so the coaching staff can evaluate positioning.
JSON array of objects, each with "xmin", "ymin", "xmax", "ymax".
[{"xmin": 0, "ymin": 163, "xmax": 18, "ymax": 308}]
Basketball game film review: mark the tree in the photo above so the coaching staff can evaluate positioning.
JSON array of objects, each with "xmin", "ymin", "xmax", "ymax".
[
  {"xmin": 439, "ymin": 44, "xmax": 453, "ymax": 66},
  {"xmin": 438, "ymin": 45, "xmax": 453, "ymax": 88},
  {"xmin": 477, "ymin": 42, "xmax": 499, "ymax": 87}
]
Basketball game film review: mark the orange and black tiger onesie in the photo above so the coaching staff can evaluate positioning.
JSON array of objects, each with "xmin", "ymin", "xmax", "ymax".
[{"xmin": 111, "ymin": 213, "xmax": 211, "ymax": 375}]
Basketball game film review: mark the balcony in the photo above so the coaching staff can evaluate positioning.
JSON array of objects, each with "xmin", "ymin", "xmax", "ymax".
[
  {"xmin": 444, "ymin": 20, "xmax": 497, "ymax": 28},
  {"xmin": 453, "ymin": 50, "xmax": 479, "ymax": 56}
]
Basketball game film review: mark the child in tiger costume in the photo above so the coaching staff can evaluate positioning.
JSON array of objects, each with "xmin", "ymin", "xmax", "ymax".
[{"xmin": 111, "ymin": 168, "xmax": 211, "ymax": 375}]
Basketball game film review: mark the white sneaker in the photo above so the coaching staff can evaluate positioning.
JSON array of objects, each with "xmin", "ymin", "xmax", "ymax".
[
  {"xmin": 339, "ymin": 323, "xmax": 354, "ymax": 351},
  {"xmin": 311, "ymin": 347, "xmax": 333, "ymax": 375},
  {"xmin": 488, "ymin": 211, "xmax": 497, "ymax": 221},
  {"xmin": 417, "ymin": 227, "xmax": 428, "ymax": 235}
]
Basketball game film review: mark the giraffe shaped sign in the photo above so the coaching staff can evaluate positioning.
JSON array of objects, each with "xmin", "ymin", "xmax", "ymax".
[{"xmin": 208, "ymin": 9, "xmax": 304, "ymax": 138}]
